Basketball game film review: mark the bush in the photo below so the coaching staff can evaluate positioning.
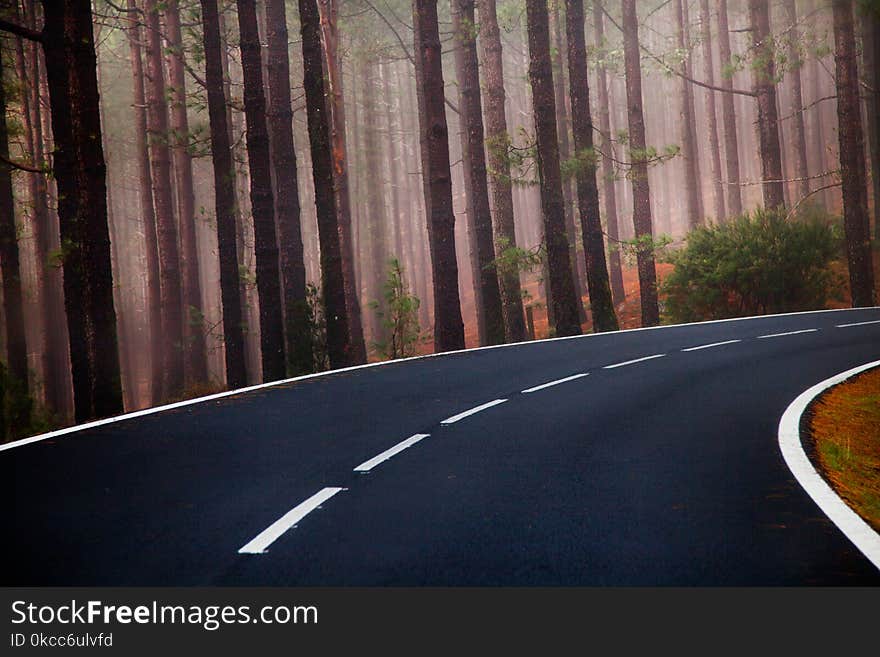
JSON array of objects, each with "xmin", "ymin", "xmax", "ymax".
[
  {"xmin": 661, "ymin": 207, "xmax": 843, "ymax": 323},
  {"xmin": 370, "ymin": 258, "xmax": 421, "ymax": 360}
]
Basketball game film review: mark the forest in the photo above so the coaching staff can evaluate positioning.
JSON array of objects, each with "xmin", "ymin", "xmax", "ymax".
[{"xmin": 0, "ymin": 0, "xmax": 877, "ymax": 440}]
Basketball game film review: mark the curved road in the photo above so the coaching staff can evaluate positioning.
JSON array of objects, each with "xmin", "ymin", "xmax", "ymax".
[{"xmin": 4, "ymin": 308, "xmax": 880, "ymax": 585}]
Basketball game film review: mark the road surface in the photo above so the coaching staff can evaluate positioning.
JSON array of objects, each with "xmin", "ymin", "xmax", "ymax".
[{"xmin": 4, "ymin": 308, "xmax": 880, "ymax": 585}]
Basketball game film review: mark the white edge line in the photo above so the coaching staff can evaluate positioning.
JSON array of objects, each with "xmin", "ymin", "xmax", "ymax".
[
  {"xmin": 603, "ymin": 354, "xmax": 666, "ymax": 369},
  {"xmin": 681, "ymin": 339, "xmax": 742, "ymax": 352},
  {"xmin": 777, "ymin": 360, "xmax": 880, "ymax": 571},
  {"xmin": 353, "ymin": 434, "xmax": 430, "ymax": 472},
  {"xmin": 836, "ymin": 319, "xmax": 880, "ymax": 328},
  {"xmin": 757, "ymin": 328, "xmax": 819, "ymax": 339},
  {"xmin": 238, "ymin": 487, "xmax": 346, "ymax": 555},
  {"xmin": 521, "ymin": 372, "xmax": 589, "ymax": 394},
  {"xmin": 440, "ymin": 399, "xmax": 508, "ymax": 425},
  {"xmin": 2, "ymin": 306, "xmax": 877, "ymax": 453}
]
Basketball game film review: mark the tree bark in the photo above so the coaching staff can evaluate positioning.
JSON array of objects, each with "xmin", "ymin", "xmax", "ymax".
[
  {"xmin": 163, "ymin": 0, "xmax": 208, "ymax": 387},
  {"xmin": 475, "ymin": 0, "xmax": 526, "ymax": 342},
  {"xmin": 200, "ymin": 0, "xmax": 247, "ymax": 389},
  {"xmin": 716, "ymin": 0, "xmax": 743, "ymax": 216},
  {"xmin": 0, "ymin": 45, "xmax": 30, "ymax": 414},
  {"xmin": 698, "ymin": 0, "xmax": 725, "ymax": 221},
  {"xmin": 675, "ymin": 0, "xmax": 703, "ymax": 229},
  {"xmin": 236, "ymin": 0, "xmax": 286, "ymax": 382},
  {"xmin": 125, "ymin": 0, "xmax": 163, "ymax": 405},
  {"xmin": 832, "ymin": 0, "xmax": 875, "ymax": 307},
  {"xmin": 622, "ymin": 0, "xmax": 659, "ymax": 327},
  {"xmin": 300, "ymin": 0, "xmax": 355, "ymax": 367},
  {"xmin": 748, "ymin": 0, "xmax": 785, "ymax": 210},
  {"xmin": 592, "ymin": 0, "xmax": 625, "ymax": 305},
  {"xmin": 781, "ymin": 0, "xmax": 809, "ymax": 203},
  {"xmin": 317, "ymin": 0, "xmax": 367, "ymax": 364},
  {"xmin": 264, "ymin": 0, "xmax": 312, "ymax": 376},
  {"xmin": 40, "ymin": 0, "xmax": 123, "ymax": 421},
  {"xmin": 143, "ymin": 0, "xmax": 185, "ymax": 399},
  {"xmin": 525, "ymin": 0, "xmax": 582, "ymax": 337},
  {"xmin": 862, "ymin": 5, "xmax": 879, "ymax": 239},
  {"xmin": 454, "ymin": 0, "xmax": 505, "ymax": 345},
  {"xmin": 413, "ymin": 0, "xmax": 466, "ymax": 351},
  {"xmin": 565, "ymin": 0, "xmax": 618, "ymax": 333}
]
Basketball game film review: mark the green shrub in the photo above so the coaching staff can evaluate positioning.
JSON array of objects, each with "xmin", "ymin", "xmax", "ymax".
[
  {"xmin": 370, "ymin": 258, "xmax": 421, "ymax": 360},
  {"xmin": 661, "ymin": 207, "xmax": 844, "ymax": 323}
]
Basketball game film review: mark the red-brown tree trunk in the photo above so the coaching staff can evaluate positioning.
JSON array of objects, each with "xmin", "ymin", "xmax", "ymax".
[
  {"xmin": 525, "ymin": 0, "xmax": 582, "ymax": 337},
  {"xmin": 413, "ymin": 0, "xmax": 466, "ymax": 351},
  {"xmin": 832, "ymin": 0, "xmax": 875, "ymax": 306},
  {"xmin": 622, "ymin": 0, "xmax": 659, "ymax": 326}
]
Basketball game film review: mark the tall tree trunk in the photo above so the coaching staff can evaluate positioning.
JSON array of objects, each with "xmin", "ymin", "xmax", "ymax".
[
  {"xmin": 144, "ymin": 0, "xmax": 185, "ymax": 399},
  {"xmin": 200, "ymin": 0, "xmax": 247, "ymax": 389},
  {"xmin": 163, "ymin": 0, "xmax": 208, "ymax": 387},
  {"xmin": 525, "ymin": 0, "xmax": 582, "ymax": 337},
  {"xmin": 781, "ymin": 0, "xmax": 809, "ymax": 203},
  {"xmin": 698, "ymin": 0, "xmax": 725, "ymax": 221},
  {"xmin": 236, "ymin": 0, "xmax": 286, "ymax": 381},
  {"xmin": 476, "ymin": 0, "xmax": 526, "ymax": 342},
  {"xmin": 0, "ymin": 44, "xmax": 30, "ymax": 430},
  {"xmin": 413, "ymin": 0, "xmax": 466, "ymax": 351},
  {"xmin": 832, "ymin": 0, "xmax": 875, "ymax": 307},
  {"xmin": 454, "ymin": 0, "xmax": 505, "ymax": 346},
  {"xmin": 748, "ymin": 0, "xmax": 785, "ymax": 210},
  {"xmin": 717, "ymin": 0, "xmax": 743, "ymax": 216},
  {"xmin": 551, "ymin": 1, "xmax": 587, "ymax": 322},
  {"xmin": 592, "ymin": 0, "xmax": 625, "ymax": 305},
  {"xmin": 622, "ymin": 0, "xmax": 659, "ymax": 327},
  {"xmin": 265, "ymin": 0, "xmax": 312, "ymax": 376},
  {"xmin": 862, "ymin": 5, "xmax": 879, "ymax": 239},
  {"xmin": 126, "ymin": 0, "xmax": 162, "ymax": 405},
  {"xmin": 360, "ymin": 59, "xmax": 390, "ymax": 350},
  {"xmin": 317, "ymin": 0, "xmax": 367, "ymax": 364},
  {"xmin": 299, "ymin": 0, "xmax": 354, "ymax": 367},
  {"xmin": 565, "ymin": 0, "xmax": 618, "ymax": 333},
  {"xmin": 675, "ymin": 0, "xmax": 703, "ymax": 229},
  {"xmin": 40, "ymin": 0, "xmax": 123, "ymax": 421}
]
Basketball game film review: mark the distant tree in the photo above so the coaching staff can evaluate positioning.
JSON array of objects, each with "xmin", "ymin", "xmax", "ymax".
[
  {"xmin": 525, "ymin": 0, "xmax": 582, "ymax": 337},
  {"xmin": 163, "ymin": 0, "xmax": 208, "ymax": 387},
  {"xmin": 476, "ymin": 0, "xmax": 527, "ymax": 342},
  {"xmin": 144, "ymin": 0, "xmax": 185, "ymax": 399},
  {"xmin": 412, "ymin": 0, "xmax": 466, "ymax": 352},
  {"xmin": 831, "ymin": 0, "xmax": 875, "ymax": 306},
  {"xmin": 675, "ymin": 0, "xmax": 703, "ymax": 229},
  {"xmin": 564, "ymin": 0, "xmax": 618, "ymax": 332},
  {"xmin": 621, "ymin": 0, "xmax": 660, "ymax": 326},
  {"xmin": 591, "ymin": 0, "xmax": 625, "ymax": 305},
  {"xmin": 697, "ymin": 0, "xmax": 725, "ymax": 220},
  {"xmin": 748, "ymin": 0, "xmax": 785, "ymax": 210},
  {"xmin": 0, "ymin": 43, "xmax": 30, "ymax": 430},
  {"xmin": 199, "ymin": 0, "xmax": 247, "ymax": 389},
  {"xmin": 299, "ymin": 0, "xmax": 355, "ymax": 367},
  {"xmin": 453, "ymin": 0, "xmax": 505, "ymax": 346},
  {"xmin": 781, "ymin": 0, "xmax": 809, "ymax": 203},
  {"xmin": 716, "ymin": 0, "xmax": 743, "ymax": 216}
]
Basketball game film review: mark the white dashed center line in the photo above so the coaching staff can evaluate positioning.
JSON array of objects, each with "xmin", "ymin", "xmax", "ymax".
[
  {"xmin": 238, "ymin": 487, "xmax": 346, "ymax": 554},
  {"xmin": 603, "ymin": 354, "xmax": 666, "ymax": 369},
  {"xmin": 353, "ymin": 434, "xmax": 430, "ymax": 472},
  {"xmin": 440, "ymin": 399, "xmax": 508, "ymax": 425},
  {"xmin": 681, "ymin": 339, "xmax": 742, "ymax": 352},
  {"xmin": 836, "ymin": 320, "xmax": 880, "ymax": 328},
  {"xmin": 521, "ymin": 373, "xmax": 589, "ymax": 394},
  {"xmin": 757, "ymin": 328, "xmax": 818, "ymax": 339}
]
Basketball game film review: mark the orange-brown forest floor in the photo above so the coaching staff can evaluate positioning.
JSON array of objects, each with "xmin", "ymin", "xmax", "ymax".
[{"xmin": 810, "ymin": 367, "xmax": 880, "ymax": 533}]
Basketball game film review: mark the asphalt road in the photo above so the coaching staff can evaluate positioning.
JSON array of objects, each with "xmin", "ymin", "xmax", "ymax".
[{"xmin": 4, "ymin": 308, "xmax": 880, "ymax": 585}]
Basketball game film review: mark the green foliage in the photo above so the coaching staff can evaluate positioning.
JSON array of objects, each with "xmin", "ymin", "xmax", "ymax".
[
  {"xmin": 615, "ymin": 233, "xmax": 673, "ymax": 266},
  {"xmin": 370, "ymin": 258, "xmax": 421, "ymax": 360},
  {"xmin": 660, "ymin": 207, "xmax": 844, "ymax": 323},
  {"xmin": 0, "ymin": 362, "xmax": 54, "ymax": 444},
  {"xmin": 491, "ymin": 236, "xmax": 544, "ymax": 280}
]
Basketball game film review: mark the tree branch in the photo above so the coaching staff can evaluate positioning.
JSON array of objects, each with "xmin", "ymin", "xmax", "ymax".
[
  {"xmin": 0, "ymin": 152, "xmax": 47, "ymax": 174},
  {"xmin": 0, "ymin": 18, "xmax": 42, "ymax": 42}
]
